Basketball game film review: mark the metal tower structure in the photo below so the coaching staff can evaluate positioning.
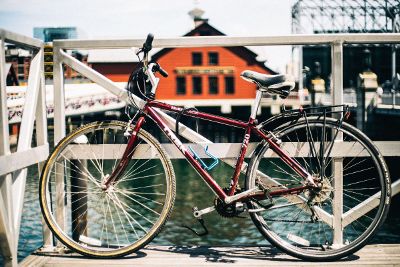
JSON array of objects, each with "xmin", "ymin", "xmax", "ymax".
[
  {"xmin": 292, "ymin": 0, "xmax": 400, "ymax": 87},
  {"xmin": 292, "ymin": 0, "xmax": 400, "ymax": 34}
]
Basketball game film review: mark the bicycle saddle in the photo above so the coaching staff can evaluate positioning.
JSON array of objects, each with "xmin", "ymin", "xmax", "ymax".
[{"xmin": 240, "ymin": 70, "xmax": 295, "ymax": 99}]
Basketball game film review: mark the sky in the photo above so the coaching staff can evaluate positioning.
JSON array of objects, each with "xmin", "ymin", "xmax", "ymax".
[{"xmin": 0, "ymin": 0, "xmax": 297, "ymax": 72}]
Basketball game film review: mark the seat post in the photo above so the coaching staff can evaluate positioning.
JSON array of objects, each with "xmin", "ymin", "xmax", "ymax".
[{"xmin": 250, "ymin": 90, "xmax": 263, "ymax": 119}]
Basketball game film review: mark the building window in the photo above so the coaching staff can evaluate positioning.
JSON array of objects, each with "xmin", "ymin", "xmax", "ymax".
[
  {"xmin": 208, "ymin": 52, "xmax": 219, "ymax": 65},
  {"xmin": 192, "ymin": 52, "xmax": 202, "ymax": 66},
  {"xmin": 225, "ymin": 77, "xmax": 235, "ymax": 94},
  {"xmin": 192, "ymin": 76, "xmax": 202, "ymax": 95},
  {"xmin": 176, "ymin": 77, "xmax": 186, "ymax": 95},
  {"xmin": 208, "ymin": 76, "xmax": 218, "ymax": 94}
]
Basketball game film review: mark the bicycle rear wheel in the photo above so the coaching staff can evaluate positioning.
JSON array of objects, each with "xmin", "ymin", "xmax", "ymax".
[
  {"xmin": 40, "ymin": 120, "xmax": 175, "ymax": 258},
  {"xmin": 246, "ymin": 118, "xmax": 390, "ymax": 261}
]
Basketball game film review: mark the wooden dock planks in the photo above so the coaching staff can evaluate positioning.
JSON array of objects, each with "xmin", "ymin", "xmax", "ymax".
[{"xmin": 21, "ymin": 244, "xmax": 400, "ymax": 267}]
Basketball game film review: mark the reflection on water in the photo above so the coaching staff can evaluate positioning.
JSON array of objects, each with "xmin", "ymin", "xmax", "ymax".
[
  {"xmin": 156, "ymin": 160, "xmax": 264, "ymax": 246},
  {"xmin": 14, "ymin": 157, "xmax": 400, "ymax": 262}
]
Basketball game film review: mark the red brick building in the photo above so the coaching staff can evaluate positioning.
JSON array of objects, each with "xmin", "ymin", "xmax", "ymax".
[
  {"xmin": 89, "ymin": 17, "xmax": 276, "ymax": 104},
  {"xmin": 88, "ymin": 49, "xmax": 139, "ymax": 82},
  {"xmin": 152, "ymin": 21, "xmax": 275, "ymax": 101}
]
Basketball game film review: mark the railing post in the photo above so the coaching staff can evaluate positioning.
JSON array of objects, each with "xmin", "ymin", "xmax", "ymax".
[
  {"xmin": 36, "ymin": 47, "xmax": 53, "ymax": 249},
  {"xmin": 392, "ymin": 89, "xmax": 396, "ymax": 107},
  {"xmin": 331, "ymin": 40, "xmax": 344, "ymax": 245},
  {"xmin": 53, "ymin": 47, "xmax": 66, "ymax": 143},
  {"xmin": 12, "ymin": 49, "xmax": 42, "ymax": 247},
  {"xmin": 53, "ymin": 46, "xmax": 67, "ymax": 246},
  {"xmin": 298, "ymin": 45, "xmax": 304, "ymax": 104},
  {"xmin": 0, "ymin": 35, "xmax": 17, "ymax": 267}
]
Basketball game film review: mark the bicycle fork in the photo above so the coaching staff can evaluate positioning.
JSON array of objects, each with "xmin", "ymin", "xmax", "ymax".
[{"xmin": 102, "ymin": 116, "xmax": 146, "ymax": 189}]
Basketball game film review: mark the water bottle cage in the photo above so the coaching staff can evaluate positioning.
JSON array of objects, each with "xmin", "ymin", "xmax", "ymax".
[{"xmin": 188, "ymin": 145, "xmax": 219, "ymax": 171}]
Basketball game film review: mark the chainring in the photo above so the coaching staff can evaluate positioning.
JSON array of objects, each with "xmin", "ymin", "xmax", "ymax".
[{"xmin": 214, "ymin": 188, "xmax": 244, "ymax": 218}]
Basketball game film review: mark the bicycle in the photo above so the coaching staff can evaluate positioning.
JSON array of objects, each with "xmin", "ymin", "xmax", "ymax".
[{"xmin": 39, "ymin": 34, "xmax": 391, "ymax": 261}]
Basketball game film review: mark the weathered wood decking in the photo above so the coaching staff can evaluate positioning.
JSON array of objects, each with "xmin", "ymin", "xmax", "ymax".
[{"xmin": 21, "ymin": 244, "xmax": 400, "ymax": 267}]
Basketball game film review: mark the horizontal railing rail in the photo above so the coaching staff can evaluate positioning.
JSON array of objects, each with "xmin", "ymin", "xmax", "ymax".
[
  {"xmin": 0, "ymin": 28, "xmax": 42, "ymax": 49},
  {"xmin": 53, "ymin": 33, "xmax": 400, "ymax": 49}
]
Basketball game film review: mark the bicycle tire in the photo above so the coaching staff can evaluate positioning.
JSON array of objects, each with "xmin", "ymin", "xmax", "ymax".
[
  {"xmin": 245, "ymin": 118, "xmax": 390, "ymax": 261},
  {"xmin": 40, "ymin": 120, "xmax": 176, "ymax": 258}
]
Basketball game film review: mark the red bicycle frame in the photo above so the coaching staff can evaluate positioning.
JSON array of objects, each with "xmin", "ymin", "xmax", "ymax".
[{"xmin": 104, "ymin": 100, "xmax": 313, "ymax": 203}]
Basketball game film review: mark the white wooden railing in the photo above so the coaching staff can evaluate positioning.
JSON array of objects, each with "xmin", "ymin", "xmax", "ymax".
[
  {"xmin": 0, "ymin": 28, "xmax": 400, "ymax": 266},
  {"xmin": 0, "ymin": 29, "xmax": 48, "ymax": 267},
  {"xmin": 52, "ymin": 32, "xmax": 400, "ymax": 250}
]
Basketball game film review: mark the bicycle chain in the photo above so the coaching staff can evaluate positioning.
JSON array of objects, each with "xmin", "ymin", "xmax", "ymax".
[
  {"xmin": 263, "ymin": 218, "xmax": 316, "ymax": 223},
  {"xmin": 256, "ymin": 178, "xmax": 303, "ymax": 191},
  {"xmin": 255, "ymin": 179, "xmax": 317, "ymax": 223}
]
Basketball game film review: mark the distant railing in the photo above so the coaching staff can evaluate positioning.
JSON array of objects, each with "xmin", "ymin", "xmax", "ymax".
[
  {"xmin": 6, "ymin": 83, "xmax": 126, "ymax": 124},
  {"xmin": 381, "ymin": 92, "xmax": 400, "ymax": 106},
  {"xmin": 0, "ymin": 29, "xmax": 48, "ymax": 267}
]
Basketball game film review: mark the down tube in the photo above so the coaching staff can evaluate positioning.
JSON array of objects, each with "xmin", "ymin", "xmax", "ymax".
[{"xmin": 146, "ymin": 107, "xmax": 228, "ymax": 200}]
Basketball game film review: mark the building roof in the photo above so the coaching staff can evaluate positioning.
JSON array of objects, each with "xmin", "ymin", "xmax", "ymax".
[
  {"xmin": 152, "ymin": 21, "xmax": 278, "ymax": 74},
  {"xmin": 86, "ymin": 21, "xmax": 277, "ymax": 74},
  {"xmin": 87, "ymin": 49, "xmax": 140, "ymax": 63},
  {"xmin": 87, "ymin": 48, "xmax": 163, "ymax": 63}
]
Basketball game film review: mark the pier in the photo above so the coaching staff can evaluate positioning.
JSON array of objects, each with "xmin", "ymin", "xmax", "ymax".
[
  {"xmin": 21, "ymin": 244, "xmax": 400, "ymax": 266},
  {"xmin": 1, "ymin": 28, "xmax": 400, "ymax": 267}
]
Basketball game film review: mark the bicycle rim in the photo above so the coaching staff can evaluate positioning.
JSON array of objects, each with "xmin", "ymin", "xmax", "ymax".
[
  {"xmin": 40, "ymin": 121, "xmax": 175, "ymax": 258},
  {"xmin": 246, "ymin": 118, "xmax": 390, "ymax": 260}
]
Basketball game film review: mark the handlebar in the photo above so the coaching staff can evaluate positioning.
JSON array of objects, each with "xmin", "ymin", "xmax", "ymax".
[
  {"xmin": 158, "ymin": 67, "xmax": 168, "ymax": 78},
  {"xmin": 152, "ymin": 63, "xmax": 169, "ymax": 78},
  {"xmin": 141, "ymin": 33, "xmax": 169, "ymax": 79}
]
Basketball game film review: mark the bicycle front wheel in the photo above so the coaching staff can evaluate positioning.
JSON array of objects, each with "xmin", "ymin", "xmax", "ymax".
[
  {"xmin": 246, "ymin": 118, "xmax": 390, "ymax": 261},
  {"xmin": 40, "ymin": 120, "xmax": 175, "ymax": 258}
]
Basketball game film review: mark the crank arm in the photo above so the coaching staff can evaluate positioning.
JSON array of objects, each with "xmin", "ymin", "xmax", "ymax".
[
  {"xmin": 193, "ymin": 206, "xmax": 215, "ymax": 218},
  {"xmin": 181, "ymin": 206, "xmax": 211, "ymax": 237}
]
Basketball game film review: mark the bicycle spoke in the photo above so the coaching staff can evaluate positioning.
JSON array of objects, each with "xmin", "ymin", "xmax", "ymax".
[
  {"xmin": 117, "ymin": 172, "xmax": 164, "ymax": 184},
  {"xmin": 116, "ymin": 189, "xmax": 163, "ymax": 205},
  {"xmin": 40, "ymin": 122, "xmax": 173, "ymax": 257},
  {"xmin": 117, "ymin": 190, "xmax": 161, "ymax": 216},
  {"xmin": 248, "ymin": 118, "xmax": 388, "ymax": 259}
]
